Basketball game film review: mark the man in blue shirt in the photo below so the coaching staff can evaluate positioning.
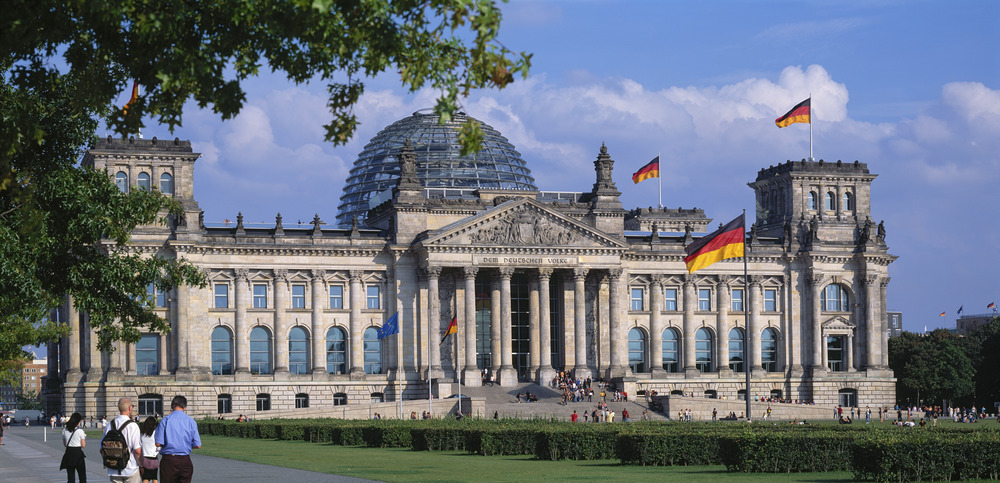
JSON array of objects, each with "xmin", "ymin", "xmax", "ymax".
[{"xmin": 154, "ymin": 395, "xmax": 202, "ymax": 483}]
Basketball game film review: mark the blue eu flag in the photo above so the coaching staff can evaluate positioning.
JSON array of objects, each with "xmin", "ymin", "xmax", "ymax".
[{"xmin": 377, "ymin": 312, "xmax": 399, "ymax": 339}]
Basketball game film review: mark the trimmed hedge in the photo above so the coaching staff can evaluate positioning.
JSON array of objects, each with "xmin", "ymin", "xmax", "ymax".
[
  {"xmin": 852, "ymin": 428, "xmax": 1000, "ymax": 482},
  {"xmin": 617, "ymin": 429, "xmax": 722, "ymax": 466},
  {"xmin": 534, "ymin": 425, "xmax": 620, "ymax": 461},
  {"xmin": 719, "ymin": 428, "xmax": 853, "ymax": 473}
]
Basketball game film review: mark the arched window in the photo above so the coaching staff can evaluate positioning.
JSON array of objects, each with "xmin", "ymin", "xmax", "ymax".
[
  {"xmin": 288, "ymin": 326, "xmax": 309, "ymax": 374},
  {"xmin": 363, "ymin": 327, "xmax": 381, "ymax": 374},
  {"xmin": 821, "ymin": 284, "xmax": 849, "ymax": 311},
  {"xmin": 627, "ymin": 328, "xmax": 646, "ymax": 373},
  {"xmin": 159, "ymin": 172, "xmax": 174, "ymax": 195},
  {"xmin": 825, "ymin": 192, "xmax": 835, "ymax": 211},
  {"xmin": 326, "ymin": 327, "xmax": 346, "ymax": 374},
  {"xmin": 217, "ymin": 394, "xmax": 232, "ymax": 414},
  {"xmin": 250, "ymin": 327, "xmax": 272, "ymax": 375},
  {"xmin": 137, "ymin": 172, "xmax": 151, "ymax": 191},
  {"xmin": 662, "ymin": 328, "xmax": 679, "ymax": 373},
  {"xmin": 115, "ymin": 172, "xmax": 129, "ymax": 193},
  {"xmin": 211, "ymin": 326, "xmax": 233, "ymax": 375},
  {"xmin": 761, "ymin": 328, "xmax": 779, "ymax": 372},
  {"xmin": 842, "ymin": 192, "xmax": 853, "ymax": 211},
  {"xmin": 295, "ymin": 393, "xmax": 309, "ymax": 409},
  {"xmin": 807, "ymin": 191, "xmax": 817, "ymax": 210},
  {"xmin": 695, "ymin": 328, "xmax": 713, "ymax": 372},
  {"xmin": 728, "ymin": 328, "xmax": 745, "ymax": 372}
]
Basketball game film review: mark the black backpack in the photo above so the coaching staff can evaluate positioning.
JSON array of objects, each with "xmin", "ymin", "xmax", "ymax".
[{"xmin": 100, "ymin": 419, "xmax": 135, "ymax": 473}]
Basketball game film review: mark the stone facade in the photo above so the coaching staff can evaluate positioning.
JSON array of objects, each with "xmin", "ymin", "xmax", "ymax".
[{"xmin": 49, "ymin": 134, "xmax": 896, "ymax": 419}]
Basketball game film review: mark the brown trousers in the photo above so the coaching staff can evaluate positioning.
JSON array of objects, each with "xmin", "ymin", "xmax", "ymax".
[{"xmin": 159, "ymin": 454, "xmax": 193, "ymax": 483}]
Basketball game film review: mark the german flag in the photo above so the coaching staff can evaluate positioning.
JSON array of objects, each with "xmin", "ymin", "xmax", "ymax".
[
  {"xmin": 684, "ymin": 214, "xmax": 745, "ymax": 273},
  {"xmin": 123, "ymin": 81, "xmax": 140, "ymax": 115},
  {"xmin": 440, "ymin": 317, "xmax": 458, "ymax": 345},
  {"xmin": 632, "ymin": 156, "xmax": 660, "ymax": 184},
  {"xmin": 775, "ymin": 98, "xmax": 810, "ymax": 128},
  {"xmin": 987, "ymin": 302, "xmax": 995, "ymax": 310}
]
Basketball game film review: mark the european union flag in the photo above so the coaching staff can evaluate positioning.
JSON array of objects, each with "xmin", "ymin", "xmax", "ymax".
[{"xmin": 377, "ymin": 312, "xmax": 399, "ymax": 339}]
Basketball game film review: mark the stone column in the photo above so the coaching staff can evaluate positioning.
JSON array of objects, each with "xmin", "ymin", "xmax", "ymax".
[
  {"xmin": 498, "ymin": 267, "xmax": 517, "ymax": 386},
  {"xmin": 273, "ymin": 269, "xmax": 290, "ymax": 375},
  {"xmin": 682, "ymin": 275, "xmax": 697, "ymax": 374},
  {"xmin": 528, "ymin": 275, "xmax": 541, "ymax": 380},
  {"xmin": 716, "ymin": 276, "xmax": 729, "ymax": 373},
  {"xmin": 426, "ymin": 266, "xmax": 443, "ymax": 379},
  {"xmin": 607, "ymin": 268, "xmax": 626, "ymax": 378},
  {"xmin": 349, "ymin": 270, "xmax": 365, "ymax": 377},
  {"xmin": 879, "ymin": 278, "xmax": 890, "ymax": 368},
  {"xmin": 537, "ymin": 268, "xmax": 555, "ymax": 383},
  {"xmin": 490, "ymin": 273, "xmax": 501, "ymax": 377},
  {"xmin": 749, "ymin": 276, "xmax": 763, "ymax": 373},
  {"xmin": 846, "ymin": 334, "xmax": 854, "ymax": 371},
  {"xmin": 572, "ymin": 267, "xmax": 589, "ymax": 378},
  {"xmin": 66, "ymin": 295, "xmax": 82, "ymax": 377},
  {"xmin": 311, "ymin": 269, "xmax": 326, "ymax": 376},
  {"xmin": 650, "ymin": 275, "xmax": 666, "ymax": 376},
  {"xmin": 234, "ymin": 269, "xmax": 250, "ymax": 376},
  {"xmin": 809, "ymin": 274, "xmax": 825, "ymax": 373},
  {"xmin": 173, "ymin": 283, "xmax": 189, "ymax": 377},
  {"xmin": 462, "ymin": 266, "xmax": 480, "ymax": 387}
]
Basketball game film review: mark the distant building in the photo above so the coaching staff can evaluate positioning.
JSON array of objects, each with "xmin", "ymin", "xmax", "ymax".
[
  {"xmin": 0, "ymin": 357, "xmax": 47, "ymax": 410},
  {"xmin": 886, "ymin": 311, "xmax": 903, "ymax": 338},
  {"xmin": 956, "ymin": 312, "xmax": 999, "ymax": 335}
]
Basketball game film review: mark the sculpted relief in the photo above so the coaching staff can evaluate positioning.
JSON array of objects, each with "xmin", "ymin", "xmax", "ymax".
[{"xmin": 468, "ymin": 205, "xmax": 583, "ymax": 246}]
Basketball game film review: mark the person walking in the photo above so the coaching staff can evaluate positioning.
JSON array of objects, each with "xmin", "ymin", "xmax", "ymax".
[
  {"xmin": 60, "ymin": 412, "xmax": 87, "ymax": 483},
  {"xmin": 103, "ymin": 398, "xmax": 142, "ymax": 483},
  {"xmin": 139, "ymin": 417, "xmax": 159, "ymax": 483},
  {"xmin": 154, "ymin": 395, "xmax": 202, "ymax": 483}
]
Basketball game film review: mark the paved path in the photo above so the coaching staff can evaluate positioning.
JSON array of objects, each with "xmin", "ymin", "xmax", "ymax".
[{"xmin": 0, "ymin": 426, "xmax": 378, "ymax": 482}]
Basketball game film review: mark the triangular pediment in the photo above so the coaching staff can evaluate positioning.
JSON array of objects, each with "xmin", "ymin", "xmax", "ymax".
[
  {"xmin": 421, "ymin": 198, "xmax": 627, "ymax": 249},
  {"xmin": 822, "ymin": 316, "xmax": 855, "ymax": 331}
]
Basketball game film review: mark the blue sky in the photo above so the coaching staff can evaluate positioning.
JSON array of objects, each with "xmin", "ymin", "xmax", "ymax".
[{"xmin": 124, "ymin": 0, "xmax": 998, "ymax": 334}]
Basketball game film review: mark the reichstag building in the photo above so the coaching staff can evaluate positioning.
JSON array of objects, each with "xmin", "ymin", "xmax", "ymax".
[{"xmin": 49, "ymin": 111, "xmax": 896, "ymax": 418}]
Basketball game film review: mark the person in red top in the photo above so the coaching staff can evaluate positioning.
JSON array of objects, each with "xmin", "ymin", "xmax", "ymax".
[{"xmin": 570, "ymin": 410, "xmax": 578, "ymax": 422}]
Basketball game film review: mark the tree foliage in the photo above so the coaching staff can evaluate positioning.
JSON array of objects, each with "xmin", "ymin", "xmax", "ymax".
[
  {"xmin": 1, "ymin": 0, "xmax": 530, "ymax": 375},
  {"xmin": 888, "ymin": 328, "xmax": 989, "ymax": 407}
]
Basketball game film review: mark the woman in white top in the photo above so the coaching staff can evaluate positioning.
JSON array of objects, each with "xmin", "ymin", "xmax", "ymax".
[
  {"xmin": 59, "ymin": 412, "xmax": 86, "ymax": 483},
  {"xmin": 139, "ymin": 416, "xmax": 159, "ymax": 483}
]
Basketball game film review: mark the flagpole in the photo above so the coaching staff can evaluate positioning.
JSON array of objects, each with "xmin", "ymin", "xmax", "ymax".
[
  {"xmin": 657, "ymin": 152, "xmax": 662, "ymax": 209},
  {"xmin": 428, "ymin": 316, "xmax": 433, "ymax": 417},
  {"xmin": 809, "ymin": 94, "xmax": 813, "ymax": 161},
  {"xmin": 457, "ymin": 316, "xmax": 462, "ymax": 416},
  {"xmin": 742, "ymin": 209, "xmax": 751, "ymax": 422}
]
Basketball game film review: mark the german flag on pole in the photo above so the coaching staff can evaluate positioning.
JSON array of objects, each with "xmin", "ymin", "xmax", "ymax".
[
  {"xmin": 684, "ymin": 214, "xmax": 745, "ymax": 273},
  {"xmin": 123, "ymin": 81, "xmax": 139, "ymax": 115},
  {"xmin": 440, "ymin": 317, "xmax": 458, "ymax": 345},
  {"xmin": 775, "ymin": 98, "xmax": 810, "ymax": 128},
  {"xmin": 632, "ymin": 156, "xmax": 660, "ymax": 184}
]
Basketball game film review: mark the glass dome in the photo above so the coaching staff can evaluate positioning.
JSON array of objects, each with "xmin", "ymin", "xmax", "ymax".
[{"xmin": 336, "ymin": 110, "xmax": 537, "ymax": 225}]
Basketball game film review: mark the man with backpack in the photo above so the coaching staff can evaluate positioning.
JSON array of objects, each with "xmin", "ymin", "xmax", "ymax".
[{"xmin": 101, "ymin": 397, "xmax": 142, "ymax": 482}]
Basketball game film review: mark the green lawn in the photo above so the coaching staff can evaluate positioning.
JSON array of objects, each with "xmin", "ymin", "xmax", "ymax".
[{"xmin": 195, "ymin": 434, "xmax": 855, "ymax": 482}]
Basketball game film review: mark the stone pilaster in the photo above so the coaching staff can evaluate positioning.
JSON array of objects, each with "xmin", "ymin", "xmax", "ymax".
[
  {"xmin": 172, "ymin": 283, "xmax": 189, "ymax": 378},
  {"xmin": 311, "ymin": 269, "xmax": 326, "ymax": 377},
  {"xmin": 349, "ymin": 270, "xmax": 365, "ymax": 378},
  {"xmin": 489, "ymin": 272, "xmax": 501, "ymax": 377},
  {"xmin": 234, "ymin": 268, "xmax": 250, "ymax": 377},
  {"xmin": 607, "ymin": 268, "xmax": 626, "ymax": 378},
  {"xmin": 716, "ymin": 275, "xmax": 730, "ymax": 373},
  {"xmin": 650, "ymin": 275, "xmax": 666, "ymax": 377},
  {"xmin": 273, "ymin": 269, "xmax": 290, "ymax": 376},
  {"xmin": 682, "ymin": 275, "xmax": 698, "ymax": 376},
  {"xmin": 528, "ymin": 274, "xmax": 541, "ymax": 380},
  {"xmin": 66, "ymin": 295, "xmax": 82, "ymax": 379},
  {"xmin": 537, "ymin": 268, "xmax": 556, "ymax": 383},
  {"xmin": 426, "ymin": 266, "xmax": 443, "ymax": 379},
  {"xmin": 808, "ymin": 272, "xmax": 825, "ymax": 374},
  {"xmin": 749, "ymin": 275, "xmax": 764, "ymax": 374}
]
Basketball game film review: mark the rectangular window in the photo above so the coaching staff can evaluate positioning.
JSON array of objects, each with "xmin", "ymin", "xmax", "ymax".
[
  {"xmin": 764, "ymin": 289, "xmax": 777, "ymax": 312},
  {"xmin": 291, "ymin": 284, "xmax": 306, "ymax": 309},
  {"xmin": 217, "ymin": 395, "xmax": 232, "ymax": 414},
  {"xmin": 214, "ymin": 283, "xmax": 229, "ymax": 309},
  {"xmin": 630, "ymin": 288, "xmax": 644, "ymax": 311},
  {"xmin": 329, "ymin": 285, "xmax": 344, "ymax": 309},
  {"xmin": 147, "ymin": 283, "xmax": 167, "ymax": 308},
  {"xmin": 366, "ymin": 285, "xmax": 381, "ymax": 309},
  {"xmin": 664, "ymin": 288, "xmax": 678, "ymax": 311},
  {"xmin": 827, "ymin": 335, "xmax": 845, "ymax": 372},
  {"xmin": 253, "ymin": 283, "xmax": 267, "ymax": 308},
  {"xmin": 698, "ymin": 289, "xmax": 712, "ymax": 311},
  {"xmin": 731, "ymin": 288, "xmax": 744, "ymax": 311},
  {"xmin": 135, "ymin": 334, "xmax": 159, "ymax": 376}
]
